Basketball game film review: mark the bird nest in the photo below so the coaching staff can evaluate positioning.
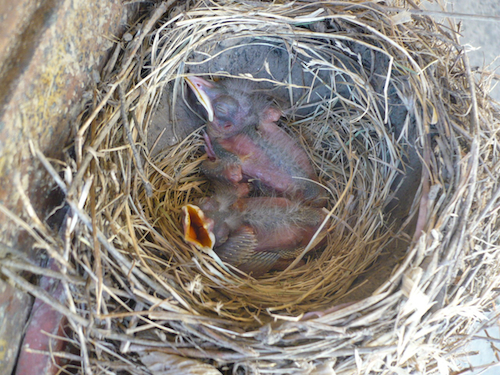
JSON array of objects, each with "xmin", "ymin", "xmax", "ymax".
[{"xmin": 6, "ymin": 0, "xmax": 500, "ymax": 374}]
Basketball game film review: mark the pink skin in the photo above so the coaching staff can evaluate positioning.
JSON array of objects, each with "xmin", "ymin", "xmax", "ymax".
[
  {"xmin": 202, "ymin": 131, "xmax": 251, "ymax": 197},
  {"xmin": 203, "ymin": 132, "xmax": 217, "ymax": 161},
  {"xmin": 233, "ymin": 197, "xmax": 321, "ymax": 251},
  {"xmin": 219, "ymin": 130, "xmax": 311, "ymax": 195},
  {"xmin": 184, "ymin": 76, "xmax": 327, "ymax": 275},
  {"xmin": 194, "ymin": 193, "xmax": 326, "ymax": 276},
  {"xmin": 186, "ymin": 75, "xmax": 321, "ymax": 202}
]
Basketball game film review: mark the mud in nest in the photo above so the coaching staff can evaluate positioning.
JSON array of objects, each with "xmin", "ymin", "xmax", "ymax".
[{"xmin": 4, "ymin": 1, "xmax": 500, "ymax": 374}]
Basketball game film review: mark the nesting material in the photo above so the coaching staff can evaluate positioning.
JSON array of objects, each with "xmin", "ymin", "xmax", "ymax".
[{"xmin": 4, "ymin": 0, "xmax": 500, "ymax": 374}]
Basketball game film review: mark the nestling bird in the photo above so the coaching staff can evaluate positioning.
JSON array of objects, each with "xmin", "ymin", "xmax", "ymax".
[
  {"xmin": 199, "ymin": 136, "xmax": 251, "ymax": 198},
  {"xmin": 185, "ymin": 76, "xmax": 325, "ymax": 204},
  {"xmin": 182, "ymin": 190, "xmax": 328, "ymax": 277}
]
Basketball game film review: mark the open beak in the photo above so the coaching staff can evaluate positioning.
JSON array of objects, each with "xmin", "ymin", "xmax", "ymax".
[
  {"xmin": 182, "ymin": 204, "xmax": 215, "ymax": 251},
  {"xmin": 185, "ymin": 76, "xmax": 215, "ymax": 122}
]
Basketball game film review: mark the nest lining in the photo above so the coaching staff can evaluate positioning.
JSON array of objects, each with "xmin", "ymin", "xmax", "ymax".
[
  {"xmin": 137, "ymin": 4, "xmax": 412, "ymax": 319},
  {"xmin": 3, "ymin": 1, "xmax": 500, "ymax": 374}
]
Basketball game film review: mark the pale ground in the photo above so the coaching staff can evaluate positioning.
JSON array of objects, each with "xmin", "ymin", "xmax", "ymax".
[
  {"xmin": 424, "ymin": 0, "xmax": 500, "ymax": 101},
  {"xmin": 450, "ymin": 0, "xmax": 500, "ymax": 103},
  {"xmin": 422, "ymin": 1, "xmax": 500, "ymax": 373}
]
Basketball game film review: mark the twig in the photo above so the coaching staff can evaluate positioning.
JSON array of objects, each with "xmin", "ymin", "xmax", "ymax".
[
  {"xmin": 0, "ymin": 203, "xmax": 72, "ymax": 271},
  {"xmin": 118, "ymin": 84, "xmax": 153, "ymax": 197},
  {"xmin": 0, "ymin": 266, "xmax": 89, "ymax": 326},
  {"xmin": 119, "ymin": 2, "xmax": 172, "ymax": 78},
  {"xmin": 22, "ymin": 347, "xmax": 83, "ymax": 362},
  {"xmin": 0, "ymin": 259, "xmax": 85, "ymax": 285},
  {"xmin": 462, "ymin": 49, "xmax": 480, "ymax": 135},
  {"xmin": 29, "ymin": 140, "xmax": 68, "ymax": 194}
]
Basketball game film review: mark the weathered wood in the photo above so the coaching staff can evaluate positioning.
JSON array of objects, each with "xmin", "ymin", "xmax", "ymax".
[
  {"xmin": 0, "ymin": 0, "xmax": 134, "ymax": 253},
  {"xmin": 14, "ymin": 259, "xmax": 68, "ymax": 375},
  {"xmin": 0, "ymin": 279, "xmax": 32, "ymax": 375}
]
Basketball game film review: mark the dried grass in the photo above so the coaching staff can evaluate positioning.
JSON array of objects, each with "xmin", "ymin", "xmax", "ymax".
[{"xmin": 3, "ymin": 0, "xmax": 500, "ymax": 374}]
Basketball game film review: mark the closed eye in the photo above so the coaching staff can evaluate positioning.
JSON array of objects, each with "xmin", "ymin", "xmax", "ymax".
[
  {"xmin": 214, "ymin": 95, "xmax": 238, "ymax": 122},
  {"xmin": 215, "ymin": 103, "xmax": 229, "ymax": 116}
]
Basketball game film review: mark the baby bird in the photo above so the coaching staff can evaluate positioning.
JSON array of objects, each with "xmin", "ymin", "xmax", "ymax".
[
  {"xmin": 185, "ymin": 76, "xmax": 324, "ymax": 204},
  {"xmin": 182, "ymin": 188, "xmax": 327, "ymax": 276}
]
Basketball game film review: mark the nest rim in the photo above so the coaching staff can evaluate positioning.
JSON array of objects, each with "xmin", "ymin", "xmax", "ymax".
[{"xmin": 5, "ymin": 1, "xmax": 500, "ymax": 374}]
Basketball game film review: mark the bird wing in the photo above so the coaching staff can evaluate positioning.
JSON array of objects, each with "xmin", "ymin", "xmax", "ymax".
[
  {"xmin": 214, "ymin": 225, "xmax": 282, "ymax": 277},
  {"xmin": 236, "ymin": 251, "xmax": 282, "ymax": 277},
  {"xmin": 214, "ymin": 225, "xmax": 258, "ymax": 266}
]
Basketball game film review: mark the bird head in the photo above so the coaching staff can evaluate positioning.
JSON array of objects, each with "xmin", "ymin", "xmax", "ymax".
[
  {"xmin": 197, "ymin": 194, "xmax": 238, "ymax": 246},
  {"xmin": 185, "ymin": 76, "xmax": 275, "ymax": 138}
]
